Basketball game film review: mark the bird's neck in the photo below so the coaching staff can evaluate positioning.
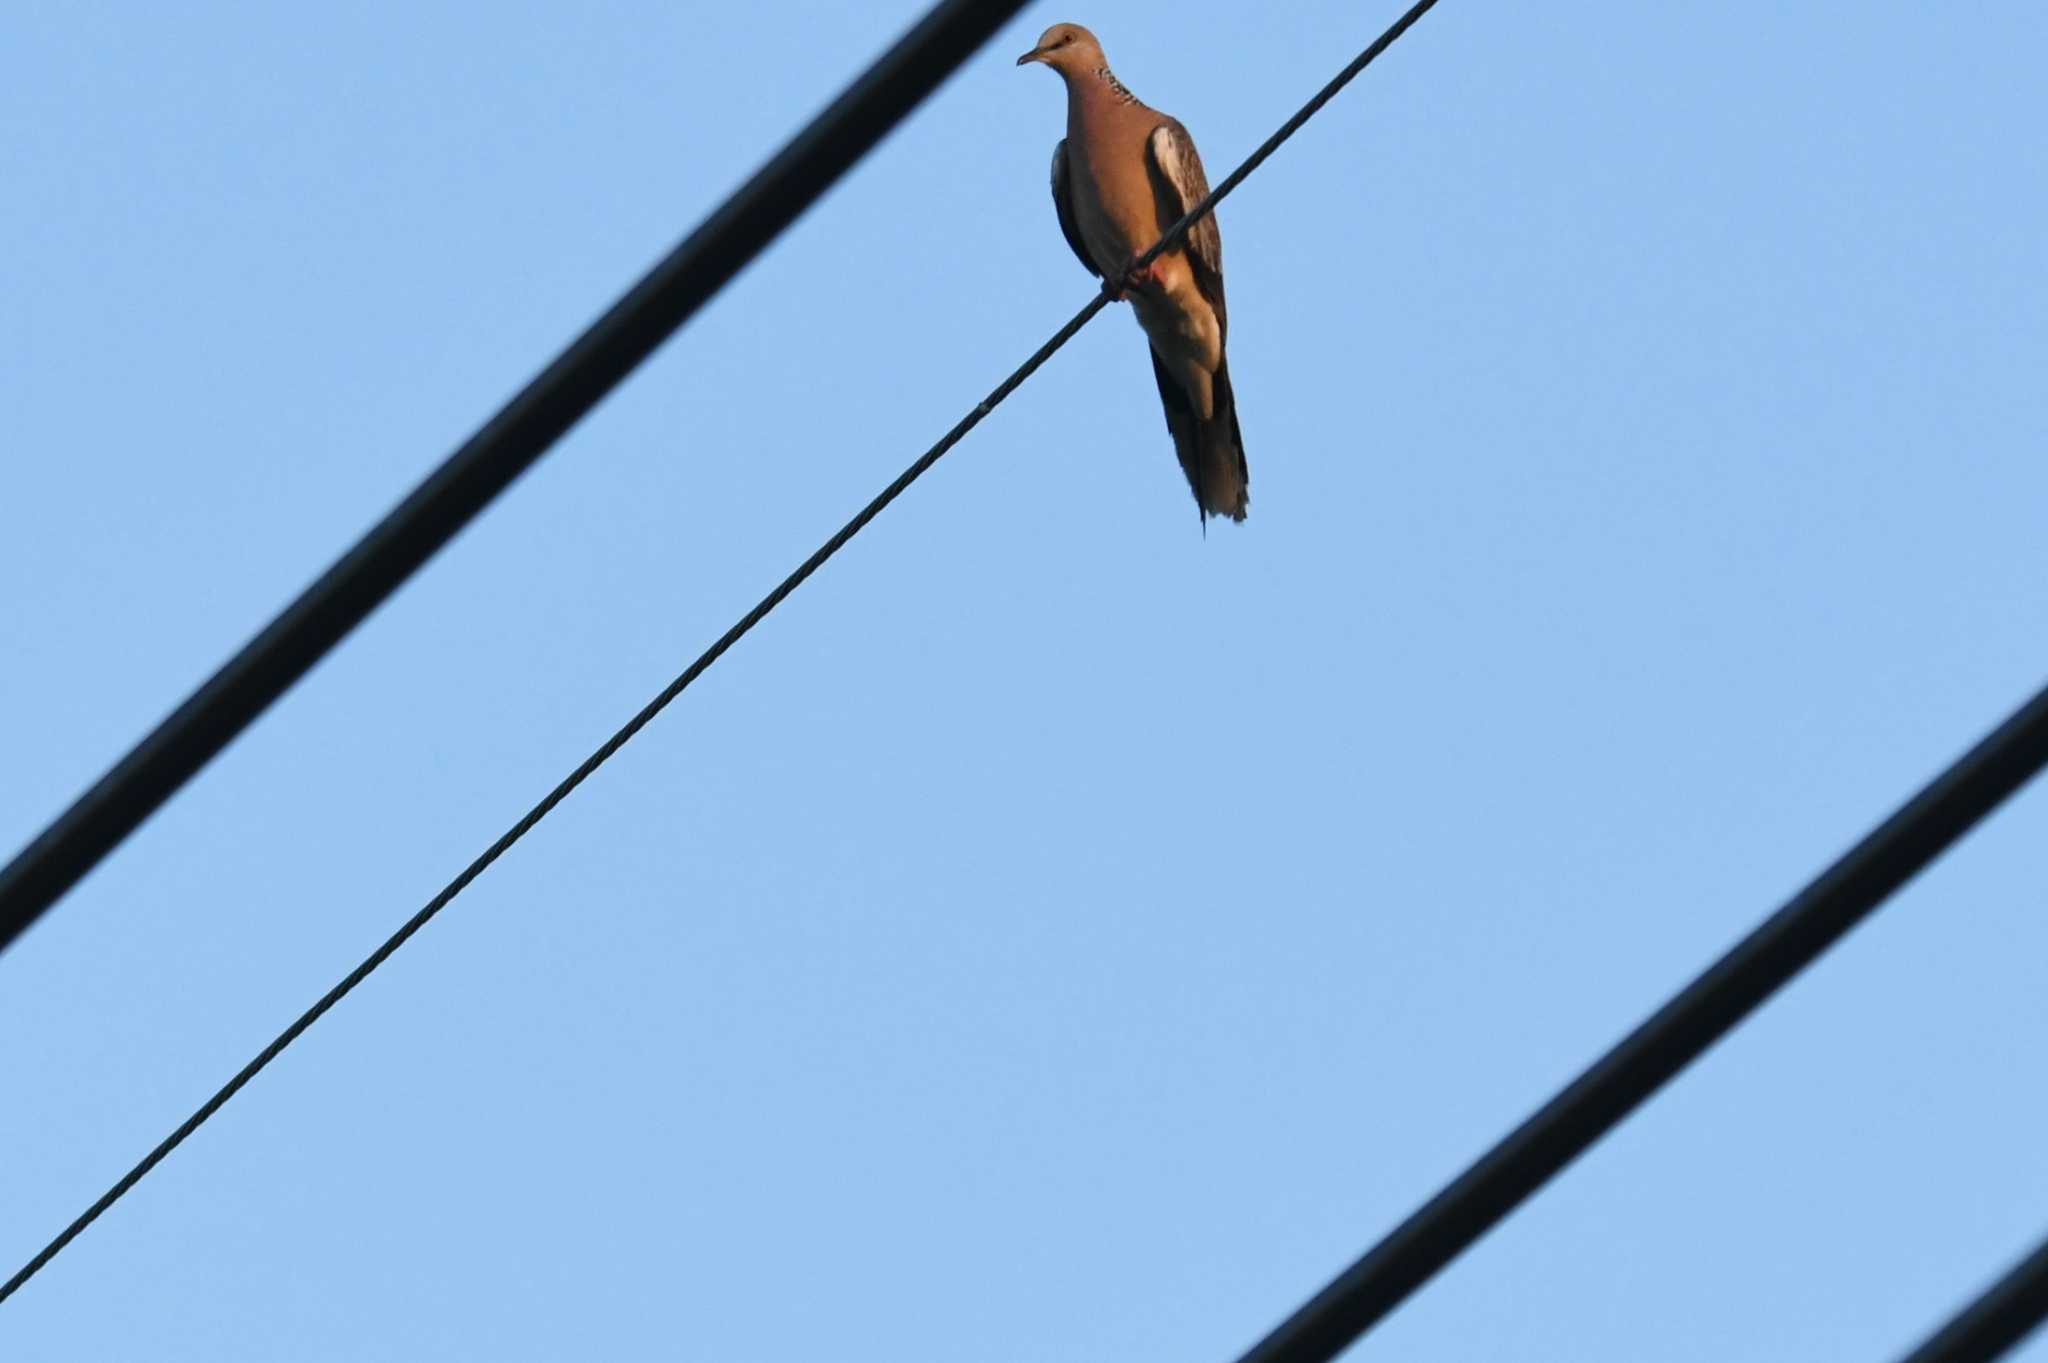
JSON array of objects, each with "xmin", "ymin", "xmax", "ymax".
[
  {"xmin": 1092, "ymin": 63, "xmax": 1140, "ymax": 106},
  {"xmin": 1064, "ymin": 62, "xmax": 1142, "ymax": 132}
]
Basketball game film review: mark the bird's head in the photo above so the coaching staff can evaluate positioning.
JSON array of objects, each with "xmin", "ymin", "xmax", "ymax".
[{"xmin": 1015, "ymin": 22, "xmax": 1104, "ymax": 77}]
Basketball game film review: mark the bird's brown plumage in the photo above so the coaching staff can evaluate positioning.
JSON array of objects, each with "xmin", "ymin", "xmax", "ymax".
[{"xmin": 1024, "ymin": 23, "xmax": 1248, "ymax": 523}]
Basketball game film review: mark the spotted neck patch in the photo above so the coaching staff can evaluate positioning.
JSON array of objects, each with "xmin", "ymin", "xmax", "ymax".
[{"xmin": 1095, "ymin": 66, "xmax": 1138, "ymax": 105}]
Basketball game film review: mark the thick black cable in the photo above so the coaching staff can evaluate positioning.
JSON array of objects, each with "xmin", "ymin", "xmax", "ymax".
[
  {"xmin": 1229, "ymin": 684, "xmax": 2048, "ymax": 1363},
  {"xmin": 0, "ymin": 0, "xmax": 1034, "ymax": 957},
  {"xmin": 1896, "ymin": 1234, "xmax": 2048, "ymax": 1363},
  {"xmin": 0, "ymin": 0, "xmax": 1446, "ymax": 1305}
]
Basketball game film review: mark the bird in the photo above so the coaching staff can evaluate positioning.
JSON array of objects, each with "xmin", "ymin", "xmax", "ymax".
[{"xmin": 1018, "ymin": 21, "xmax": 1248, "ymax": 524}]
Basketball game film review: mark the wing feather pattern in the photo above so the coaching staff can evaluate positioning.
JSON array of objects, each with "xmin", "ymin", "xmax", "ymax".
[{"xmin": 1145, "ymin": 120, "xmax": 1226, "ymax": 338}]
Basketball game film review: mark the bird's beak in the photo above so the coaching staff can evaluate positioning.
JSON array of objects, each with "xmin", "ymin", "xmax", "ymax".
[{"xmin": 1015, "ymin": 47, "xmax": 1047, "ymax": 66}]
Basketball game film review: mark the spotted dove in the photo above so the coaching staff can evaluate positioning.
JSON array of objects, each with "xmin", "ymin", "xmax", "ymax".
[{"xmin": 1018, "ymin": 21, "xmax": 1249, "ymax": 523}]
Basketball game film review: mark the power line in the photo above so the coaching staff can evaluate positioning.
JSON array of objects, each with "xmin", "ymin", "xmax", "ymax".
[
  {"xmin": 1227, "ymin": 683, "xmax": 2048, "ymax": 1363},
  {"xmin": 1896, "ymin": 1233, "xmax": 2048, "ymax": 1363},
  {"xmin": 0, "ymin": 0, "xmax": 1447, "ymax": 1306},
  {"xmin": 0, "ymin": 0, "xmax": 1033, "ymax": 959}
]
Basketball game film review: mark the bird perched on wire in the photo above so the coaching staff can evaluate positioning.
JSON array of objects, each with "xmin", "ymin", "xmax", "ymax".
[{"xmin": 1018, "ymin": 21, "xmax": 1248, "ymax": 524}]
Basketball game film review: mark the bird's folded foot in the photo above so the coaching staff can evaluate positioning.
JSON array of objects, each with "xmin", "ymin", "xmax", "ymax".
[{"xmin": 1116, "ymin": 255, "xmax": 1162, "ymax": 301}]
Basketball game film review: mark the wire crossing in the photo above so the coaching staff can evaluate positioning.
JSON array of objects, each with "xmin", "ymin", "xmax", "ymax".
[
  {"xmin": 0, "ymin": 0, "xmax": 1447, "ymax": 1306},
  {"xmin": 1226, "ymin": 683, "xmax": 2048, "ymax": 1363},
  {"xmin": 0, "ymin": 0, "xmax": 1033, "ymax": 959},
  {"xmin": 1896, "ymin": 1233, "xmax": 2048, "ymax": 1363}
]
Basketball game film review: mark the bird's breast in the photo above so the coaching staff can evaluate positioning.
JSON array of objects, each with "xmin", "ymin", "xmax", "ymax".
[{"xmin": 1069, "ymin": 148, "xmax": 1162, "ymax": 272}]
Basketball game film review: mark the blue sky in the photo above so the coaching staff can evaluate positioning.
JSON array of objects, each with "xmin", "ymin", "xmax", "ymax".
[{"xmin": 3, "ymin": 2, "xmax": 2045, "ymax": 1359}]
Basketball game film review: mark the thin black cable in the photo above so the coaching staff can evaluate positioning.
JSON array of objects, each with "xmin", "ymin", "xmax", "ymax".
[
  {"xmin": 1228, "ymin": 684, "xmax": 2048, "ymax": 1363},
  {"xmin": 1896, "ymin": 1234, "xmax": 2048, "ymax": 1363},
  {"xmin": 0, "ymin": 0, "xmax": 1034, "ymax": 957},
  {"xmin": 0, "ymin": 0, "xmax": 1446, "ymax": 1305}
]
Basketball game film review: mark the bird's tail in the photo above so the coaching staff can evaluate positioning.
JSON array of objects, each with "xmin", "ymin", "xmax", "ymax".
[
  {"xmin": 1151, "ymin": 350, "xmax": 1250, "ymax": 524},
  {"xmin": 1196, "ymin": 359, "xmax": 1249, "ymax": 523}
]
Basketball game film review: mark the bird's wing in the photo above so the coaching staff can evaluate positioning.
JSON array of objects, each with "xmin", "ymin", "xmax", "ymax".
[
  {"xmin": 1145, "ymin": 119, "xmax": 1226, "ymax": 336},
  {"xmin": 1050, "ymin": 140, "xmax": 1099, "ymax": 278}
]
